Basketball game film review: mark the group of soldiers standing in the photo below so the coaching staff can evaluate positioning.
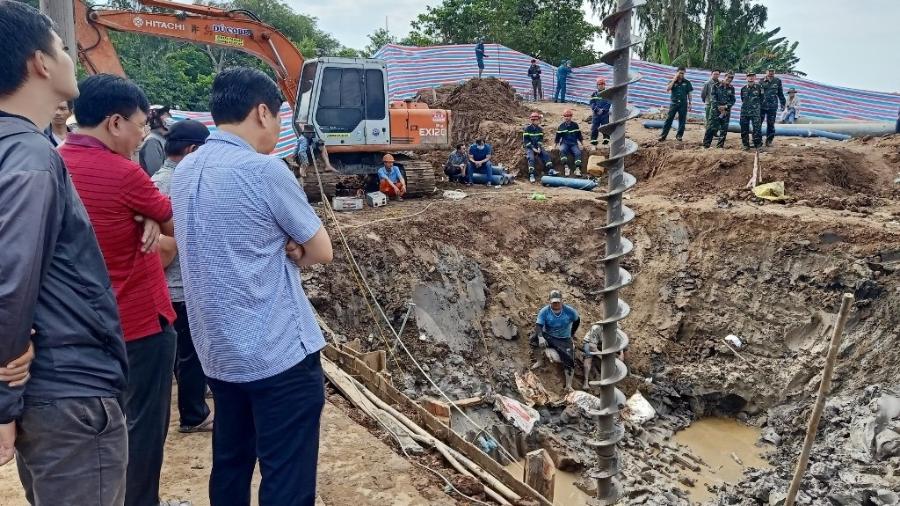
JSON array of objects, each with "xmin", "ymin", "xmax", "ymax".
[{"xmin": 660, "ymin": 66, "xmax": 790, "ymax": 150}]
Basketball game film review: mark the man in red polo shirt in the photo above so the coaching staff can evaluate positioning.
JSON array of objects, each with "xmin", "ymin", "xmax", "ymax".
[{"xmin": 60, "ymin": 74, "xmax": 178, "ymax": 506}]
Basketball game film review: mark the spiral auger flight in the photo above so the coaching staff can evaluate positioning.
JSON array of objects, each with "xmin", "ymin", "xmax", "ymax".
[{"xmin": 586, "ymin": 0, "xmax": 643, "ymax": 504}]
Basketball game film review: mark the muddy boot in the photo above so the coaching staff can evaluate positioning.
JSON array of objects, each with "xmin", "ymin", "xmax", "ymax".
[
  {"xmin": 741, "ymin": 144, "xmax": 750, "ymax": 151},
  {"xmin": 529, "ymin": 174, "xmax": 536, "ymax": 183},
  {"xmin": 564, "ymin": 167, "xmax": 571, "ymax": 177},
  {"xmin": 564, "ymin": 369, "xmax": 574, "ymax": 392},
  {"xmin": 531, "ymin": 356, "xmax": 544, "ymax": 370}
]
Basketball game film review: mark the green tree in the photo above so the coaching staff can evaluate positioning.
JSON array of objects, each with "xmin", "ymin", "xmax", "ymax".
[
  {"xmin": 588, "ymin": 0, "xmax": 802, "ymax": 74},
  {"xmin": 361, "ymin": 28, "xmax": 396, "ymax": 58},
  {"xmin": 410, "ymin": 0, "xmax": 599, "ymax": 66},
  {"xmin": 75, "ymin": 0, "xmax": 357, "ymax": 108}
]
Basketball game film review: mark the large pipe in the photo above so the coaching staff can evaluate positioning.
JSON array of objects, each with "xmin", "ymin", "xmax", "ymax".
[
  {"xmin": 468, "ymin": 173, "xmax": 510, "ymax": 185},
  {"xmin": 589, "ymin": 0, "xmax": 643, "ymax": 503},
  {"xmin": 540, "ymin": 176, "xmax": 598, "ymax": 191},
  {"xmin": 642, "ymin": 120, "xmax": 892, "ymax": 138}
]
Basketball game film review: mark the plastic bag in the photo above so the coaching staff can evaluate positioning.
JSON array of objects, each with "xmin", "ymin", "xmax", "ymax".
[{"xmin": 493, "ymin": 394, "xmax": 540, "ymax": 434}]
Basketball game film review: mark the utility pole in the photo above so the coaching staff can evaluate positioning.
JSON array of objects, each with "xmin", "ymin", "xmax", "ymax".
[{"xmin": 40, "ymin": 0, "xmax": 77, "ymax": 63}]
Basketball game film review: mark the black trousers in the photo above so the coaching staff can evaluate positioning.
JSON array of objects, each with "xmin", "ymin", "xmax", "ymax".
[
  {"xmin": 173, "ymin": 301, "xmax": 211, "ymax": 428},
  {"xmin": 207, "ymin": 351, "xmax": 325, "ymax": 506},
  {"xmin": 124, "ymin": 321, "xmax": 177, "ymax": 506}
]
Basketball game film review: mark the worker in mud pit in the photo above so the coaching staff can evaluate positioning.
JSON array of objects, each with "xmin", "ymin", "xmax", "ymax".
[
  {"xmin": 555, "ymin": 109, "xmax": 585, "ymax": 177},
  {"xmin": 378, "ymin": 154, "xmax": 407, "ymax": 201},
  {"xmin": 444, "ymin": 143, "xmax": 468, "ymax": 183},
  {"xmin": 702, "ymin": 72, "xmax": 736, "ymax": 149},
  {"xmin": 760, "ymin": 67, "xmax": 786, "ymax": 147},
  {"xmin": 589, "ymin": 77, "xmax": 611, "ymax": 147},
  {"xmin": 700, "ymin": 69, "xmax": 721, "ymax": 123},
  {"xmin": 468, "ymin": 137, "xmax": 496, "ymax": 187},
  {"xmin": 581, "ymin": 324, "xmax": 628, "ymax": 390},
  {"xmin": 658, "ymin": 66, "xmax": 693, "ymax": 142},
  {"xmin": 553, "ymin": 59, "xmax": 572, "ymax": 103},
  {"xmin": 523, "ymin": 112, "xmax": 553, "ymax": 183},
  {"xmin": 475, "ymin": 38, "xmax": 487, "ymax": 79},
  {"xmin": 740, "ymin": 71, "xmax": 764, "ymax": 150},
  {"xmin": 530, "ymin": 290, "xmax": 581, "ymax": 392}
]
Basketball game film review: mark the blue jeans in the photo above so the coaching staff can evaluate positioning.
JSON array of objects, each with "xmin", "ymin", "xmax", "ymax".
[
  {"xmin": 554, "ymin": 81, "xmax": 567, "ymax": 102},
  {"xmin": 783, "ymin": 108, "xmax": 797, "ymax": 124},
  {"xmin": 559, "ymin": 143, "xmax": 582, "ymax": 170},
  {"xmin": 467, "ymin": 160, "xmax": 494, "ymax": 185},
  {"xmin": 208, "ymin": 351, "xmax": 325, "ymax": 506}
]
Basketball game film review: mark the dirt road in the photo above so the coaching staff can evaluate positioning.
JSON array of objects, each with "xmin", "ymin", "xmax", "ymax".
[{"xmin": 0, "ymin": 398, "xmax": 453, "ymax": 506}]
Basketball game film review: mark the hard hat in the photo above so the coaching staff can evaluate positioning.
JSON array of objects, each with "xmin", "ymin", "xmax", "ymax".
[
  {"xmin": 529, "ymin": 112, "xmax": 541, "ymax": 120},
  {"xmin": 563, "ymin": 109, "xmax": 574, "ymax": 117},
  {"xmin": 596, "ymin": 77, "xmax": 606, "ymax": 85},
  {"xmin": 382, "ymin": 154, "xmax": 395, "ymax": 162}
]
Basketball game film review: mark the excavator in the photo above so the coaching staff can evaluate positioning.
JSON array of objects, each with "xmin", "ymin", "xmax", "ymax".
[{"xmin": 73, "ymin": 0, "xmax": 449, "ymax": 198}]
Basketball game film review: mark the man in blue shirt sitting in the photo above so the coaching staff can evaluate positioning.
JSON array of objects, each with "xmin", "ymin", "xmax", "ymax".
[
  {"xmin": 530, "ymin": 289, "xmax": 581, "ymax": 391},
  {"xmin": 467, "ymin": 138, "xmax": 495, "ymax": 187},
  {"xmin": 378, "ymin": 153, "xmax": 406, "ymax": 201}
]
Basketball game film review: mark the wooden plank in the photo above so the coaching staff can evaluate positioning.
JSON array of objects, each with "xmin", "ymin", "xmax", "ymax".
[
  {"xmin": 323, "ymin": 344, "xmax": 552, "ymax": 506},
  {"xmin": 525, "ymin": 449, "xmax": 555, "ymax": 502}
]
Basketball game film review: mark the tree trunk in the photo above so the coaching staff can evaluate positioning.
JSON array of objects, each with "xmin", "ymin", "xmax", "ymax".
[
  {"xmin": 702, "ymin": 0, "xmax": 718, "ymax": 65},
  {"xmin": 39, "ymin": 0, "xmax": 76, "ymax": 62}
]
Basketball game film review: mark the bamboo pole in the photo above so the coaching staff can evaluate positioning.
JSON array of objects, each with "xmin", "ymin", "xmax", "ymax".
[{"xmin": 784, "ymin": 293, "xmax": 854, "ymax": 506}]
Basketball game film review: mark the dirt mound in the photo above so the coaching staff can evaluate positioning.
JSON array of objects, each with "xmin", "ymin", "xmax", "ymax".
[
  {"xmin": 628, "ymin": 142, "xmax": 898, "ymax": 207},
  {"xmin": 433, "ymin": 78, "xmax": 529, "ymax": 123}
]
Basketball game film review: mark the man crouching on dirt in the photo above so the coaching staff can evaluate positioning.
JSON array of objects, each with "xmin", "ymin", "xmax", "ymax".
[{"xmin": 530, "ymin": 290, "xmax": 581, "ymax": 391}]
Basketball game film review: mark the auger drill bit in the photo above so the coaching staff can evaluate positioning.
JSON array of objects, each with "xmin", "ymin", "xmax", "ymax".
[{"xmin": 587, "ymin": 0, "xmax": 643, "ymax": 504}]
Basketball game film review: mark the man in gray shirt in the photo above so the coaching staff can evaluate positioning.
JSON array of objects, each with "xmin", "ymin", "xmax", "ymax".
[
  {"xmin": 0, "ymin": 2, "xmax": 128, "ymax": 503},
  {"xmin": 151, "ymin": 119, "xmax": 213, "ymax": 433}
]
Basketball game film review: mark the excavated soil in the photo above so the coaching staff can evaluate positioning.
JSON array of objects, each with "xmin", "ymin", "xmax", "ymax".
[{"xmin": 301, "ymin": 84, "xmax": 900, "ymax": 504}]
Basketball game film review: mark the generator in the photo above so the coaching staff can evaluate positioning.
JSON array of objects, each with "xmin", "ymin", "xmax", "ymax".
[{"xmin": 366, "ymin": 191, "xmax": 387, "ymax": 208}]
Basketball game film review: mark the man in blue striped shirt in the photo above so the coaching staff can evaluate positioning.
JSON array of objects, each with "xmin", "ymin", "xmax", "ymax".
[{"xmin": 171, "ymin": 67, "xmax": 333, "ymax": 506}]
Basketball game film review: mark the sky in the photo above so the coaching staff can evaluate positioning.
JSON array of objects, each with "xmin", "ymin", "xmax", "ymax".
[{"xmin": 286, "ymin": 0, "xmax": 899, "ymax": 92}]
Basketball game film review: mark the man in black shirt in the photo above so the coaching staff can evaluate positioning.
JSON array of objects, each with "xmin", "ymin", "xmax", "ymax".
[{"xmin": 0, "ymin": 3, "xmax": 128, "ymax": 503}]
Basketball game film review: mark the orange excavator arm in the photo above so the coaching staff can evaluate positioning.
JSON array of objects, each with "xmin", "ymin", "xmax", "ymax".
[{"xmin": 73, "ymin": 0, "xmax": 303, "ymax": 106}]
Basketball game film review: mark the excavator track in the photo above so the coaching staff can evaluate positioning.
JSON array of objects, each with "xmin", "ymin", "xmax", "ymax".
[
  {"xmin": 399, "ymin": 160, "xmax": 437, "ymax": 197},
  {"xmin": 301, "ymin": 171, "xmax": 340, "ymax": 202},
  {"xmin": 301, "ymin": 159, "xmax": 436, "ymax": 202}
]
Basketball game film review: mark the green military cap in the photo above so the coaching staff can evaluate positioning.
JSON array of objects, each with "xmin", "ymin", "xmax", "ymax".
[
  {"xmin": 746, "ymin": 70, "xmax": 756, "ymax": 75},
  {"xmin": 726, "ymin": 71, "xmax": 735, "ymax": 77}
]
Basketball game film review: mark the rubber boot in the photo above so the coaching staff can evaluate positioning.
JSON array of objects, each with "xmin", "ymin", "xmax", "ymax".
[
  {"xmin": 574, "ymin": 159, "xmax": 582, "ymax": 177},
  {"xmin": 564, "ymin": 369, "xmax": 574, "ymax": 392},
  {"xmin": 564, "ymin": 167, "xmax": 571, "ymax": 177}
]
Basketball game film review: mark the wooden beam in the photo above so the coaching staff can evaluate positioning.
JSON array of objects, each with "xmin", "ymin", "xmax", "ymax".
[
  {"xmin": 524, "ymin": 449, "xmax": 555, "ymax": 502},
  {"xmin": 322, "ymin": 344, "xmax": 553, "ymax": 506}
]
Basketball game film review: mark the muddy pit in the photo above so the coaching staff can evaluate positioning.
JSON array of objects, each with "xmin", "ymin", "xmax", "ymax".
[{"xmin": 304, "ymin": 122, "xmax": 900, "ymax": 503}]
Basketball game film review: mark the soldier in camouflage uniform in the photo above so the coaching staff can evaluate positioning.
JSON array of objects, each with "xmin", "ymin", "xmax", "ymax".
[
  {"xmin": 702, "ymin": 72, "xmax": 736, "ymax": 148},
  {"xmin": 760, "ymin": 67, "xmax": 786, "ymax": 146},
  {"xmin": 740, "ymin": 71, "xmax": 764, "ymax": 150},
  {"xmin": 658, "ymin": 66, "xmax": 693, "ymax": 142}
]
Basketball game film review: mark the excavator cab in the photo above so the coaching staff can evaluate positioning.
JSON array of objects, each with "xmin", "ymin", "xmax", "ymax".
[{"xmin": 293, "ymin": 57, "xmax": 391, "ymax": 147}]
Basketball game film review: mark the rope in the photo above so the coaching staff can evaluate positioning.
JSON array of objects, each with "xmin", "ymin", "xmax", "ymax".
[
  {"xmin": 309, "ymin": 155, "xmax": 521, "ymax": 466},
  {"xmin": 309, "ymin": 157, "xmax": 406, "ymax": 375}
]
